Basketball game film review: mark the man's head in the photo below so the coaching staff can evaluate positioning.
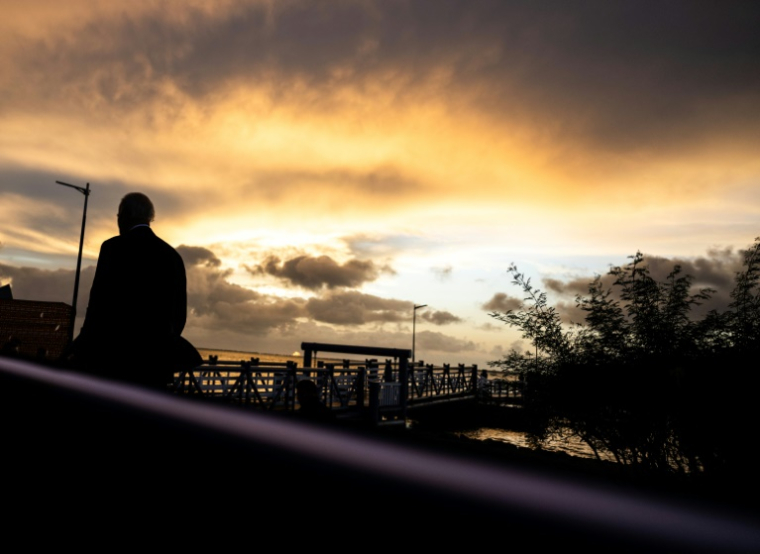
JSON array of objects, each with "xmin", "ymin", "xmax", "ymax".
[{"xmin": 118, "ymin": 192, "xmax": 155, "ymax": 235}]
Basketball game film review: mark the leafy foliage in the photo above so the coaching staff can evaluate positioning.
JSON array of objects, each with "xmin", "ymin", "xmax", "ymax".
[
  {"xmin": 489, "ymin": 264, "xmax": 574, "ymax": 366},
  {"xmin": 489, "ymin": 239, "xmax": 760, "ymax": 480}
]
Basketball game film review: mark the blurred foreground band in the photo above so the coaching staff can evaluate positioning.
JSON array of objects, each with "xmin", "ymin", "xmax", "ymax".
[{"xmin": 1, "ymin": 356, "xmax": 758, "ymax": 552}]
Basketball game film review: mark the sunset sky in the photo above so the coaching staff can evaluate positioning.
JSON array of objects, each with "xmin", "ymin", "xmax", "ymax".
[{"xmin": 2, "ymin": 1, "xmax": 759, "ymax": 366}]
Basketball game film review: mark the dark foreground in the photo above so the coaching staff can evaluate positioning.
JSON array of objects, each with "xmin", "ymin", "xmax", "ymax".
[
  {"xmin": 2, "ymin": 356, "xmax": 758, "ymax": 552},
  {"xmin": 401, "ymin": 401, "xmax": 760, "ymax": 517}
]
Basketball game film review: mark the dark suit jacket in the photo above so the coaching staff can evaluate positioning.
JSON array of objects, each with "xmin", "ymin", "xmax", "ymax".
[{"xmin": 74, "ymin": 226, "xmax": 198, "ymax": 386}]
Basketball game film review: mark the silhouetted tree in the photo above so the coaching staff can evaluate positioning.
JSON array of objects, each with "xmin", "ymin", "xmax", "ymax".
[{"xmin": 490, "ymin": 238, "xmax": 760, "ymax": 482}]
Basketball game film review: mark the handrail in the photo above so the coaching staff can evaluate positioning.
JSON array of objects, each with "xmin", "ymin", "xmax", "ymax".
[{"xmin": 174, "ymin": 356, "xmax": 489, "ymax": 422}]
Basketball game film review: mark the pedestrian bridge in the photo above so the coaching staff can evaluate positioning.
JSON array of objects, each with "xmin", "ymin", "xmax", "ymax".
[{"xmin": 172, "ymin": 342, "xmax": 522, "ymax": 424}]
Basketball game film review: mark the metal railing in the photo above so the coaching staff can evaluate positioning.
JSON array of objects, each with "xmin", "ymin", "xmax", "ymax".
[{"xmin": 172, "ymin": 356, "xmax": 486, "ymax": 420}]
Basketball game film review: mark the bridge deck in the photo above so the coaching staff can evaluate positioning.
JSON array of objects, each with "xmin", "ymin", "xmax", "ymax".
[{"xmin": 172, "ymin": 355, "xmax": 501, "ymax": 424}]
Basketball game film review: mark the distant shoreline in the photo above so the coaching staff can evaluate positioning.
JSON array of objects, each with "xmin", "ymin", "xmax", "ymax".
[{"xmin": 196, "ymin": 347, "xmax": 343, "ymax": 364}]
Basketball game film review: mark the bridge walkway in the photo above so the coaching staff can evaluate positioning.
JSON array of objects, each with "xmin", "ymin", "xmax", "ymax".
[{"xmin": 172, "ymin": 342, "xmax": 511, "ymax": 424}]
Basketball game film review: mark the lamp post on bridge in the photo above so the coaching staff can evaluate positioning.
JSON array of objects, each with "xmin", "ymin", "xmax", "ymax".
[
  {"xmin": 55, "ymin": 180, "xmax": 90, "ymax": 344},
  {"xmin": 412, "ymin": 303, "xmax": 427, "ymax": 365}
]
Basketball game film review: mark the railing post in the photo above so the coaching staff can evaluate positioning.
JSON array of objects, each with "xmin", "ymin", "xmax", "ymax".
[
  {"xmin": 243, "ymin": 358, "xmax": 261, "ymax": 407},
  {"xmin": 357, "ymin": 367, "xmax": 366, "ymax": 408},
  {"xmin": 326, "ymin": 363, "xmax": 335, "ymax": 408},
  {"xmin": 399, "ymin": 356, "xmax": 408, "ymax": 421},
  {"xmin": 427, "ymin": 364, "xmax": 436, "ymax": 396},
  {"xmin": 287, "ymin": 360, "xmax": 297, "ymax": 411},
  {"xmin": 369, "ymin": 379, "xmax": 381, "ymax": 424},
  {"xmin": 315, "ymin": 367, "xmax": 327, "ymax": 403},
  {"xmin": 384, "ymin": 359, "xmax": 393, "ymax": 382}
]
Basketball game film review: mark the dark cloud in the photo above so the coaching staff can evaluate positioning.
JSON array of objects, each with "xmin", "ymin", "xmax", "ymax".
[
  {"xmin": 540, "ymin": 248, "xmax": 748, "ymax": 324},
  {"xmin": 8, "ymin": 2, "xmax": 384, "ymax": 113},
  {"xmin": 306, "ymin": 291, "xmax": 409, "ymax": 325},
  {"xmin": 177, "ymin": 245, "xmax": 221, "ymax": 267},
  {"xmin": 249, "ymin": 254, "xmax": 392, "ymax": 290},
  {"xmin": 0, "ymin": 246, "xmax": 286, "ymax": 335},
  {"xmin": 0, "ymin": 245, "xmax": 488, "ymax": 364},
  {"xmin": 0, "ymin": 242, "xmax": 479, "ymax": 363},
  {"xmin": 0, "ymin": 168, "xmax": 116, "ymax": 247},
  {"xmin": 415, "ymin": 330, "xmax": 477, "ymax": 356},
  {"xmin": 0, "ymin": 243, "xmax": 407, "ymax": 338},
  {"xmin": 543, "ymin": 278, "xmax": 566, "ymax": 295},
  {"xmin": 489, "ymin": 247, "xmax": 748, "ymax": 326},
  {"xmin": 481, "ymin": 292, "xmax": 522, "ymax": 312},
  {"xmin": 0, "ymin": 168, "xmax": 230, "ymax": 254},
  {"xmin": 185, "ymin": 254, "xmax": 259, "ymax": 316},
  {"xmin": 172, "ymin": 244, "xmax": 308, "ymax": 336},
  {"xmin": 421, "ymin": 310, "xmax": 461, "ymax": 325},
  {"xmin": 8, "ymin": 1, "xmax": 758, "ymax": 155},
  {"xmin": 0, "ymin": 263, "xmax": 94, "ymax": 313},
  {"xmin": 241, "ymin": 167, "xmax": 427, "ymax": 207},
  {"xmin": 189, "ymin": 295, "xmax": 305, "ymax": 336}
]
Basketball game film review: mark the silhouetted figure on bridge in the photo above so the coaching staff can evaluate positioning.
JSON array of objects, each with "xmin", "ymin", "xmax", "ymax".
[
  {"xmin": 477, "ymin": 369, "xmax": 491, "ymax": 400},
  {"xmin": 69, "ymin": 192, "xmax": 200, "ymax": 389},
  {"xmin": 296, "ymin": 379, "xmax": 335, "ymax": 422}
]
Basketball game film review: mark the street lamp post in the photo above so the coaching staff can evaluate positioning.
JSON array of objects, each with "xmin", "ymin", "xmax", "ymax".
[
  {"xmin": 412, "ymin": 303, "xmax": 427, "ymax": 364},
  {"xmin": 55, "ymin": 180, "xmax": 90, "ymax": 344}
]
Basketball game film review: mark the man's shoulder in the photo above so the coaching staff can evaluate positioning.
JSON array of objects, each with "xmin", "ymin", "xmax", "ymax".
[
  {"xmin": 128, "ymin": 226, "xmax": 173, "ymax": 247},
  {"xmin": 99, "ymin": 234, "xmax": 123, "ymax": 252},
  {"xmin": 150, "ymin": 232, "xmax": 183, "ymax": 259},
  {"xmin": 101, "ymin": 227, "xmax": 182, "ymax": 262},
  {"xmin": 100, "ymin": 229, "xmax": 156, "ymax": 250},
  {"xmin": 138, "ymin": 228, "xmax": 184, "ymax": 264}
]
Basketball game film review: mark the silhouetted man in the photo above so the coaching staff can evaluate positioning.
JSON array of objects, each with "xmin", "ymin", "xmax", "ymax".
[
  {"xmin": 295, "ymin": 379, "xmax": 335, "ymax": 422},
  {"xmin": 71, "ymin": 192, "xmax": 200, "ymax": 388}
]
